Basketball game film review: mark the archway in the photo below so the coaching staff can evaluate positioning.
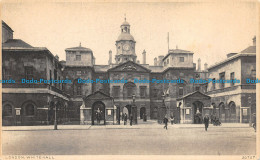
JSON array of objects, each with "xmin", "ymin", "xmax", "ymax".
[
  {"xmin": 192, "ymin": 101, "xmax": 204, "ymax": 124},
  {"xmin": 92, "ymin": 101, "xmax": 105, "ymax": 125},
  {"xmin": 229, "ymin": 101, "xmax": 236, "ymax": 123},
  {"xmin": 122, "ymin": 105, "xmax": 131, "ymax": 119},
  {"xmin": 140, "ymin": 107, "xmax": 146, "ymax": 119},
  {"xmin": 219, "ymin": 102, "xmax": 226, "ymax": 122}
]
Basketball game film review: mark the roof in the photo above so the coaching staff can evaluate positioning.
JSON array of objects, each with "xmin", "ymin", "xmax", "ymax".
[
  {"xmin": 94, "ymin": 65, "xmax": 111, "ymax": 72},
  {"xmin": 117, "ymin": 33, "xmax": 135, "ymax": 42},
  {"xmin": 163, "ymin": 48, "xmax": 193, "ymax": 61},
  {"xmin": 65, "ymin": 46, "xmax": 92, "ymax": 52},
  {"xmin": 2, "ymin": 39, "xmax": 33, "ymax": 48},
  {"xmin": 121, "ymin": 21, "xmax": 130, "ymax": 26},
  {"xmin": 208, "ymin": 53, "xmax": 256, "ymax": 70},
  {"xmin": 2, "ymin": 20, "xmax": 14, "ymax": 32},
  {"xmin": 241, "ymin": 46, "xmax": 256, "ymax": 53},
  {"xmin": 176, "ymin": 91, "xmax": 211, "ymax": 100},
  {"xmin": 149, "ymin": 66, "xmax": 164, "ymax": 72}
]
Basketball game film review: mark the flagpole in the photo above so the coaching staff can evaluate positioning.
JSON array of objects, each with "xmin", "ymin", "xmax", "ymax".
[{"xmin": 167, "ymin": 32, "xmax": 169, "ymax": 52}]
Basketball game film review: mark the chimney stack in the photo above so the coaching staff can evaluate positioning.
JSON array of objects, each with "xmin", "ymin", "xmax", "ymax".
[
  {"xmin": 158, "ymin": 56, "xmax": 164, "ymax": 66},
  {"xmin": 154, "ymin": 57, "xmax": 157, "ymax": 66},
  {"xmin": 198, "ymin": 58, "xmax": 201, "ymax": 71},
  {"xmin": 204, "ymin": 63, "xmax": 208, "ymax": 71},
  {"xmin": 108, "ymin": 50, "xmax": 112, "ymax": 65},
  {"xmin": 55, "ymin": 55, "xmax": 59, "ymax": 61},
  {"xmin": 253, "ymin": 36, "xmax": 256, "ymax": 46},
  {"xmin": 142, "ymin": 50, "xmax": 146, "ymax": 64},
  {"xmin": 93, "ymin": 57, "xmax": 96, "ymax": 65}
]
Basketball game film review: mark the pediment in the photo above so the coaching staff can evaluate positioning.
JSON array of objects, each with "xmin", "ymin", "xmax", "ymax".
[
  {"xmin": 84, "ymin": 91, "xmax": 112, "ymax": 100},
  {"xmin": 108, "ymin": 61, "xmax": 151, "ymax": 72}
]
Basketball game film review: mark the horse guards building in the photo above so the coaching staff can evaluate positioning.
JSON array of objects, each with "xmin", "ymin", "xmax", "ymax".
[{"xmin": 2, "ymin": 19, "xmax": 256, "ymax": 126}]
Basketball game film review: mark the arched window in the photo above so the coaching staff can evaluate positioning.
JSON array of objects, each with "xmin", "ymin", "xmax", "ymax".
[
  {"xmin": 3, "ymin": 104, "xmax": 12, "ymax": 116},
  {"xmin": 25, "ymin": 104, "xmax": 35, "ymax": 116},
  {"xmin": 123, "ymin": 82, "xmax": 136, "ymax": 99}
]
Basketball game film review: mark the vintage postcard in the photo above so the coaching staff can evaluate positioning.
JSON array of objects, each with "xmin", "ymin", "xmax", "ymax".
[{"xmin": 0, "ymin": 0, "xmax": 259, "ymax": 160}]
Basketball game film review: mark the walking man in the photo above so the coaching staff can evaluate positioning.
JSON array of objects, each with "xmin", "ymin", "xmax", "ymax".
[
  {"xmin": 163, "ymin": 116, "xmax": 168, "ymax": 130},
  {"xmin": 203, "ymin": 115, "xmax": 210, "ymax": 131},
  {"xmin": 130, "ymin": 114, "xmax": 133, "ymax": 126},
  {"xmin": 124, "ymin": 113, "xmax": 127, "ymax": 125}
]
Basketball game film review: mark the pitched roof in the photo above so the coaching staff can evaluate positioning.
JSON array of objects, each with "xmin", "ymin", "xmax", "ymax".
[
  {"xmin": 241, "ymin": 46, "xmax": 256, "ymax": 53},
  {"xmin": 176, "ymin": 91, "xmax": 211, "ymax": 100},
  {"xmin": 2, "ymin": 39, "xmax": 33, "ymax": 48}
]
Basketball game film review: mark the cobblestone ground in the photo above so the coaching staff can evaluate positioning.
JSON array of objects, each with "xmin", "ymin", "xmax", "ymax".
[{"xmin": 2, "ymin": 123, "xmax": 256, "ymax": 155}]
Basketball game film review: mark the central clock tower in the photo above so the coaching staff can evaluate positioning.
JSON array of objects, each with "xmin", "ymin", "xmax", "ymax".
[{"xmin": 115, "ymin": 18, "xmax": 137, "ymax": 64}]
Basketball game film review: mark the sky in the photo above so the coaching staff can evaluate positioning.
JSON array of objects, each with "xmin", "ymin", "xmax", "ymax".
[{"xmin": 1, "ymin": 1, "xmax": 257, "ymax": 68}]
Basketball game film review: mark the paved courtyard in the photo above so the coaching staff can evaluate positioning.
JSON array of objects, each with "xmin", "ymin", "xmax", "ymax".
[{"xmin": 2, "ymin": 122, "xmax": 256, "ymax": 155}]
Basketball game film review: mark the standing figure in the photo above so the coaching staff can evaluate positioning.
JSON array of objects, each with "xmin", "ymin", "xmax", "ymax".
[
  {"xmin": 163, "ymin": 116, "xmax": 168, "ymax": 130},
  {"xmin": 203, "ymin": 115, "xmax": 210, "ymax": 131},
  {"xmin": 130, "ymin": 114, "xmax": 133, "ymax": 126},
  {"xmin": 122, "ymin": 112, "xmax": 124, "ymax": 121},
  {"xmin": 124, "ymin": 113, "xmax": 128, "ymax": 125},
  {"xmin": 170, "ymin": 116, "xmax": 174, "ymax": 125},
  {"xmin": 96, "ymin": 108, "xmax": 101, "ymax": 125}
]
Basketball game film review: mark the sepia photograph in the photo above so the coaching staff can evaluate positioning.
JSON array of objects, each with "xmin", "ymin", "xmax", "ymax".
[{"xmin": 0, "ymin": 0, "xmax": 259, "ymax": 159}]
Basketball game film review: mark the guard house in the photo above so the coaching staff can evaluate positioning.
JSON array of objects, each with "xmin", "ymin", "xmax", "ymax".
[
  {"xmin": 80, "ymin": 91, "xmax": 116, "ymax": 125},
  {"xmin": 176, "ymin": 91, "xmax": 211, "ymax": 124}
]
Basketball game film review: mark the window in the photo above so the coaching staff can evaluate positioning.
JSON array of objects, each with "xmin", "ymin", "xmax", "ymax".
[
  {"xmin": 140, "ymin": 74, "xmax": 145, "ymax": 80},
  {"xmin": 76, "ymin": 55, "xmax": 81, "ymax": 61},
  {"xmin": 219, "ymin": 72, "xmax": 225, "ymax": 89},
  {"xmin": 230, "ymin": 72, "xmax": 235, "ymax": 86},
  {"xmin": 49, "ymin": 70, "xmax": 52, "ymax": 80},
  {"xmin": 164, "ymin": 61, "xmax": 167, "ymax": 66},
  {"xmin": 25, "ymin": 104, "xmax": 34, "ymax": 116},
  {"xmin": 179, "ymin": 57, "xmax": 184, "ymax": 62},
  {"xmin": 140, "ymin": 86, "xmax": 147, "ymax": 98},
  {"xmin": 77, "ymin": 85, "xmax": 82, "ymax": 95},
  {"xmin": 167, "ymin": 59, "xmax": 169, "ymax": 64},
  {"xmin": 3, "ymin": 104, "xmax": 12, "ymax": 116},
  {"xmin": 76, "ymin": 71, "xmax": 81, "ymax": 76},
  {"xmin": 25, "ymin": 66, "xmax": 33, "ymax": 80},
  {"xmin": 127, "ymin": 87, "xmax": 133, "ymax": 98},
  {"xmin": 54, "ymin": 69, "xmax": 57, "ymax": 87},
  {"xmin": 212, "ymin": 78, "xmax": 216, "ymax": 90},
  {"xmin": 113, "ymin": 86, "xmax": 120, "ymax": 98},
  {"xmin": 153, "ymin": 89, "xmax": 158, "ymax": 98},
  {"xmin": 251, "ymin": 69, "xmax": 256, "ymax": 80},
  {"xmin": 195, "ymin": 86, "xmax": 200, "ymax": 91},
  {"xmin": 179, "ymin": 87, "xmax": 183, "ymax": 96},
  {"xmin": 3, "ymin": 68, "xmax": 11, "ymax": 79}
]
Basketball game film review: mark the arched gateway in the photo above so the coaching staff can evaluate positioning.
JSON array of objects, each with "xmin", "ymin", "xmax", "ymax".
[{"xmin": 81, "ymin": 91, "xmax": 115, "ymax": 125}]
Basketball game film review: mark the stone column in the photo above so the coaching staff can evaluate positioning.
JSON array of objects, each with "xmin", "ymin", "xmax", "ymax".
[{"xmin": 80, "ymin": 108, "xmax": 85, "ymax": 125}]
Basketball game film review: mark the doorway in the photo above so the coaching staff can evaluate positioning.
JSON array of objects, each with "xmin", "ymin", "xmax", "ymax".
[{"xmin": 92, "ymin": 101, "xmax": 105, "ymax": 125}]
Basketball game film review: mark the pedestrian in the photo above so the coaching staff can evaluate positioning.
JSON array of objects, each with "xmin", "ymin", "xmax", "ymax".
[
  {"xmin": 122, "ymin": 112, "xmax": 124, "ymax": 121},
  {"xmin": 163, "ymin": 116, "xmax": 168, "ymax": 130},
  {"xmin": 130, "ymin": 114, "xmax": 133, "ymax": 126},
  {"xmin": 203, "ymin": 115, "xmax": 209, "ymax": 131},
  {"xmin": 170, "ymin": 115, "xmax": 174, "ymax": 125},
  {"xmin": 124, "ymin": 113, "xmax": 127, "ymax": 125}
]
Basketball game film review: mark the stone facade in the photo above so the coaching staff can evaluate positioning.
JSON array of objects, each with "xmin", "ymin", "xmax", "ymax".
[{"xmin": 2, "ymin": 20, "xmax": 256, "ymax": 126}]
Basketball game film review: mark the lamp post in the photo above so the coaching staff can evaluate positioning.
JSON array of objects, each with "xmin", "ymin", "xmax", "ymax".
[
  {"xmin": 248, "ymin": 96, "xmax": 252, "ymax": 127},
  {"xmin": 54, "ymin": 96, "xmax": 58, "ymax": 130},
  {"xmin": 132, "ymin": 94, "xmax": 137, "ymax": 124}
]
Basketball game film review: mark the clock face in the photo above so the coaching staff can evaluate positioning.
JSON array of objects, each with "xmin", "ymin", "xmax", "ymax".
[{"xmin": 123, "ymin": 44, "xmax": 130, "ymax": 51}]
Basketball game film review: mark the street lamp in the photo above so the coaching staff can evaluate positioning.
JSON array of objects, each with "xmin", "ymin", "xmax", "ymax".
[
  {"xmin": 132, "ymin": 94, "xmax": 137, "ymax": 124},
  {"xmin": 248, "ymin": 96, "xmax": 252, "ymax": 127}
]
